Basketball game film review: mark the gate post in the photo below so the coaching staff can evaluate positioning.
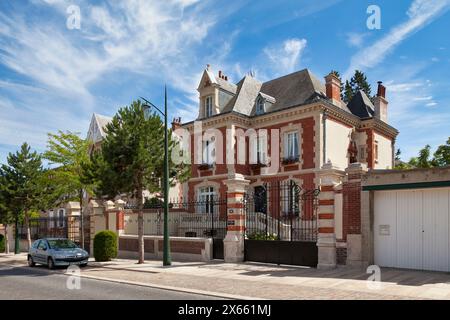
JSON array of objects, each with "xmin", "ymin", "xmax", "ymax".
[
  {"xmin": 223, "ymin": 173, "xmax": 250, "ymax": 263},
  {"xmin": 317, "ymin": 162, "xmax": 344, "ymax": 269}
]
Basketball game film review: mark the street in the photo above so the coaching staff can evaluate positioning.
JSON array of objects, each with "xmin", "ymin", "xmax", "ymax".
[{"xmin": 0, "ymin": 263, "xmax": 222, "ymax": 300}]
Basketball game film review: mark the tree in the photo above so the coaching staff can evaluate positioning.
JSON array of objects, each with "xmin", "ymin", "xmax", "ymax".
[
  {"xmin": 0, "ymin": 170, "xmax": 14, "ymax": 254},
  {"xmin": 90, "ymin": 100, "xmax": 189, "ymax": 264},
  {"xmin": 342, "ymin": 70, "xmax": 372, "ymax": 103},
  {"xmin": 395, "ymin": 137, "xmax": 450, "ymax": 169},
  {"xmin": 43, "ymin": 131, "xmax": 95, "ymax": 249},
  {"xmin": 432, "ymin": 137, "xmax": 450, "ymax": 167},
  {"xmin": 0, "ymin": 143, "xmax": 44, "ymax": 250},
  {"xmin": 393, "ymin": 149, "xmax": 411, "ymax": 170}
]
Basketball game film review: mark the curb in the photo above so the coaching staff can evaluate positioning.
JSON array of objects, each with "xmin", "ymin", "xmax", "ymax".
[{"xmin": 72, "ymin": 273, "xmax": 264, "ymax": 300}]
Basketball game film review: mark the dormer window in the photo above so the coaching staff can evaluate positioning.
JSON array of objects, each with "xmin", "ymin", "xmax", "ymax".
[
  {"xmin": 256, "ymin": 97, "xmax": 265, "ymax": 115},
  {"xmin": 204, "ymin": 96, "xmax": 213, "ymax": 117}
]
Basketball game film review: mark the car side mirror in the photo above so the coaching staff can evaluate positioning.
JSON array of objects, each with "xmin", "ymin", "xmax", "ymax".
[{"xmin": 42, "ymin": 247, "xmax": 47, "ymax": 251}]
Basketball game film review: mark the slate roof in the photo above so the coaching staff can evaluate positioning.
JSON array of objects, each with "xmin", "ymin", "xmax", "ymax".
[
  {"xmin": 199, "ymin": 67, "xmax": 376, "ymax": 120},
  {"xmin": 346, "ymin": 90, "xmax": 375, "ymax": 119}
]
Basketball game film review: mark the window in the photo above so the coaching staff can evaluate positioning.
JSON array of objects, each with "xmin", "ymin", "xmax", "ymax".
[
  {"xmin": 49, "ymin": 210, "xmax": 54, "ymax": 228},
  {"xmin": 281, "ymin": 180, "xmax": 300, "ymax": 216},
  {"xmin": 32, "ymin": 240, "xmax": 40, "ymax": 249},
  {"xmin": 204, "ymin": 96, "xmax": 213, "ymax": 117},
  {"xmin": 58, "ymin": 209, "xmax": 65, "ymax": 228},
  {"xmin": 251, "ymin": 134, "xmax": 268, "ymax": 164},
  {"xmin": 38, "ymin": 241, "xmax": 48, "ymax": 251},
  {"xmin": 254, "ymin": 186, "xmax": 267, "ymax": 214},
  {"xmin": 256, "ymin": 97, "xmax": 265, "ymax": 115},
  {"xmin": 202, "ymin": 138, "xmax": 215, "ymax": 165},
  {"xmin": 198, "ymin": 186, "xmax": 216, "ymax": 214},
  {"xmin": 374, "ymin": 141, "xmax": 379, "ymax": 163},
  {"xmin": 284, "ymin": 131, "xmax": 299, "ymax": 159},
  {"xmin": 359, "ymin": 145, "xmax": 367, "ymax": 163}
]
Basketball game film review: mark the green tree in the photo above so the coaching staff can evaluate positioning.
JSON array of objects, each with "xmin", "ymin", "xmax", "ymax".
[
  {"xmin": 0, "ymin": 170, "xmax": 14, "ymax": 253},
  {"xmin": 0, "ymin": 143, "xmax": 44, "ymax": 249},
  {"xmin": 91, "ymin": 100, "xmax": 189, "ymax": 264},
  {"xmin": 432, "ymin": 137, "xmax": 450, "ymax": 167},
  {"xmin": 43, "ymin": 131, "xmax": 95, "ymax": 249},
  {"xmin": 342, "ymin": 70, "xmax": 372, "ymax": 103}
]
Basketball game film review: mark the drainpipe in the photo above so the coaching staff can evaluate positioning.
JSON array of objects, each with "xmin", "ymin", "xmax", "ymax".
[{"xmin": 322, "ymin": 109, "xmax": 327, "ymax": 165}]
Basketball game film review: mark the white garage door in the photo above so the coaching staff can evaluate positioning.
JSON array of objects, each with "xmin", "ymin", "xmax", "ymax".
[{"xmin": 374, "ymin": 188, "xmax": 450, "ymax": 272}]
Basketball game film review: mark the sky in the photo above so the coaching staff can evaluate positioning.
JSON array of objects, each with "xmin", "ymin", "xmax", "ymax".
[{"xmin": 0, "ymin": 0, "xmax": 450, "ymax": 164}]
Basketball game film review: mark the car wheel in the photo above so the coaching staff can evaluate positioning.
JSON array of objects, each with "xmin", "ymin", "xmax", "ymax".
[
  {"xmin": 47, "ymin": 258, "xmax": 55, "ymax": 270},
  {"xmin": 80, "ymin": 263, "xmax": 88, "ymax": 268},
  {"xmin": 28, "ymin": 256, "xmax": 35, "ymax": 267}
]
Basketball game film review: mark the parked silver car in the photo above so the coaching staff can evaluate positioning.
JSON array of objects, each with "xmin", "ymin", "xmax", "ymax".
[{"xmin": 28, "ymin": 238, "xmax": 89, "ymax": 269}]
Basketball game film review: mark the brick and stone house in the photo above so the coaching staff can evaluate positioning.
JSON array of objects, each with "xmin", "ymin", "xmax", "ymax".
[{"xmin": 179, "ymin": 65, "xmax": 398, "ymax": 204}]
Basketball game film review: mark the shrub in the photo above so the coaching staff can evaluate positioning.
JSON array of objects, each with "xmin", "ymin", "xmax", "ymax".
[
  {"xmin": 144, "ymin": 197, "xmax": 163, "ymax": 209},
  {"xmin": 246, "ymin": 231, "xmax": 278, "ymax": 240},
  {"xmin": 93, "ymin": 230, "xmax": 118, "ymax": 262},
  {"xmin": 0, "ymin": 234, "xmax": 5, "ymax": 253}
]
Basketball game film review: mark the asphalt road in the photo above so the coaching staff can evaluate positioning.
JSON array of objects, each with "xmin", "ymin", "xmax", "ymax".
[{"xmin": 0, "ymin": 263, "xmax": 222, "ymax": 300}]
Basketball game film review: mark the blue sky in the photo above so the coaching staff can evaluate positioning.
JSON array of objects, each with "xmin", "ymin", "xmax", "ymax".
[{"xmin": 0, "ymin": 0, "xmax": 449, "ymax": 164}]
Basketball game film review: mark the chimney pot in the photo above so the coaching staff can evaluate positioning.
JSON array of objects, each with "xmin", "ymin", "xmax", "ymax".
[
  {"xmin": 224, "ymin": 76, "xmax": 228, "ymax": 81},
  {"xmin": 377, "ymin": 81, "xmax": 386, "ymax": 98},
  {"xmin": 218, "ymin": 70, "xmax": 222, "ymax": 78}
]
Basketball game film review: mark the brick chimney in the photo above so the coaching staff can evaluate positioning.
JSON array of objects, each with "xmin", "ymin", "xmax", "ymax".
[
  {"xmin": 374, "ymin": 81, "xmax": 388, "ymax": 123},
  {"xmin": 325, "ymin": 73, "xmax": 341, "ymax": 106},
  {"xmin": 171, "ymin": 117, "xmax": 182, "ymax": 131}
]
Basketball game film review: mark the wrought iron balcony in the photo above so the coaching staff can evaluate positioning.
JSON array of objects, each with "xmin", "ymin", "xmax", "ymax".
[
  {"xmin": 198, "ymin": 163, "xmax": 214, "ymax": 170},
  {"xmin": 281, "ymin": 155, "xmax": 300, "ymax": 165}
]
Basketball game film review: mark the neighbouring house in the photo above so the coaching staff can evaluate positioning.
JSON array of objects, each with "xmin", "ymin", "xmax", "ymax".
[
  {"xmin": 86, "ymin": 113, "xmax": 183, "ymax": 205},
  {"xmin": 179, "ymin": 65, "xmax": 398, "ymax": 204}
]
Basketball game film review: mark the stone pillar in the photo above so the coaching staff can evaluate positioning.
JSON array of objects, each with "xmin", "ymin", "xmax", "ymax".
[
  {"xmin": 223, "ymin": 173, "xmax": 250, "ymax": 263},
  {"xmin": 88, "ymin": 200, "xmax": 102, "ymax": 255},
  {"xmin": 343, "ymin": 162, "xmax": 368, "ymax": 267},
  {"xmin": 317, "ymin": 162, "xmax": 344, "ymax": 269}
]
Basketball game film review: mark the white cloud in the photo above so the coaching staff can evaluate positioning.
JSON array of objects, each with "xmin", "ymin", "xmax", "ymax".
[
  {"xmin": 0, "ymin": 0, "xmax": 226, "ymax": 153},
  {"xmin": 346, "ymin": 32, "xmax": 368, "ymax": 48},
  {"xmin": 344, "ymin": 0, "xmax": 450, "ymax": 79},
  {"xmin": 263, "ymin": 38, "xmax": 307, "ymax": 75}
]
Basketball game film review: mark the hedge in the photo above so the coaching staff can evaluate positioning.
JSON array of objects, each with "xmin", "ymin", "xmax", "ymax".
[
  {"xmin": 93, "ymin": 230, "xmax": 118, "ymax": 262},
  {"xmin": 0, "ymin": 234, "xmax": 5, "ymax": 253}
]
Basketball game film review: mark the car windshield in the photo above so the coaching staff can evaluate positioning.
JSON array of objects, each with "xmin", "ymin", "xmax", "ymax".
[{"xmin": 47, "ymin": 239, "xmax": 78, "ymax": 249}]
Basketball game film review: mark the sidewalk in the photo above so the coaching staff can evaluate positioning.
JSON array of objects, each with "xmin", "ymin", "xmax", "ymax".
[{"xmin": 2, "ymin": 253, "xmax": 450, "ymax": 299}]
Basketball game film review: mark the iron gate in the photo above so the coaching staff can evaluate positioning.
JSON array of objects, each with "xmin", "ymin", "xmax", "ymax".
[
  {"xmin": 19, "ymin": 216, "xmax": 82, "ymax": 245},
  {"xmin": 243, "ymin": 181, "xmax": 320, "ymax": 266},
  {"xmin": 148, "ymin": 198, "xmax": 228, "ymax": 259}
]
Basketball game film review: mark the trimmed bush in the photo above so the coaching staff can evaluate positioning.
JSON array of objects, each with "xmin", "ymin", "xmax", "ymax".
[
  {"xmin": 0, "ymin": 234, "xmax": 5, "ymax": 253},
  {"xmin": 93, "ymin": 230, "xmax": 118, "ymax": 262}
]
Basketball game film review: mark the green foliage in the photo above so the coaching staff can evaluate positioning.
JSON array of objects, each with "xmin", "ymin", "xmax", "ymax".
[
  {"xmin": 43, "ymin": 131, "xmax": 94, "ymax": 209},
  {"xmin": 246, "ymin": 231, "xmax": 278, "ymax": 241},
  {"xmin": 395, "ymin": 138, "xmax": 450, "ymax": 169},
  {"xmin": 0, "ymin": 234, "xmax": 5, "ymax": 253},
  {"xmin": 342, "ymin": 70, "xmax": 372, "ymax": 103},
  {"xmin": 0, "ymin": 143, "xmax": 45, "ymax": 223},
  {"xmin": 432, "ymin": 137, "xmax": 450, "ymax": 167},
  {"xmin": 93, "ymin": 230, "xmax": 118, "ymax": 262},
  {"xmin": 144, "ymin": 197, "xmax": 164, "ymax": 209},
  {"xmin": 88, "ymin": 99, "xmax": 190, "ymax": 201}
]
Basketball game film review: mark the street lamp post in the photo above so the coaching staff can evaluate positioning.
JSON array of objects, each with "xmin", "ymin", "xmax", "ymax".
[{"xmin": 141, "ymin": 86, "xmax": 171, "ymax": 266}]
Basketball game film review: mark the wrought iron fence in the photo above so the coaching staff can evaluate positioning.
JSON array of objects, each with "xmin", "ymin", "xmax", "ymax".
[
  {"xmin": 123, "ymin": 197, "xmax": 228, "ymax": 239},
  {"xmin": 18, "ymin": 216, "xmax": 81, "ymax": 245},
  {"xmin": 244, "ymin": 181, "xmax": 320, "ymax": 241}
]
